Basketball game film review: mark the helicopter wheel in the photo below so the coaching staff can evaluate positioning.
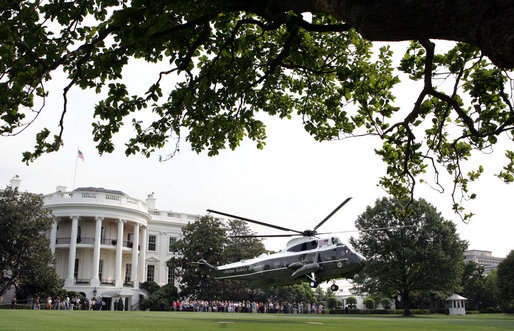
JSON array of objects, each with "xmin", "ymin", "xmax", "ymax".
[
  {"xmin": 309, "ymin": 281, "xmax": 319, "ymax": 288},
  {"xmin": 330, "ymin": 284, "xmax": 339, "ymax": 292}
]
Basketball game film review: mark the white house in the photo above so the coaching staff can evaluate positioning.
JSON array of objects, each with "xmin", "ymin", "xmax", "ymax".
[{"xmin": 6, "ymin": 177, "xmax": 198, "ymax": 310}]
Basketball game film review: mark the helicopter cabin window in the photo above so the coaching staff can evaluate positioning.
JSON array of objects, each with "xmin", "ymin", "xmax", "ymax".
[
  {"xmin": 287, "ymin": 240, "xmax": 318, "ymax": 252},
  {"xmin": 318, "ymin": 239, "xmax": 329, "ymax": 247}
]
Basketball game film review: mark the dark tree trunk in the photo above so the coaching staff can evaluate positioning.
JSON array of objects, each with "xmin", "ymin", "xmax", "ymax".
[
  {"xmin": 233, "ymin": 0, "xmax": 514, "ymax": 68},
  {"xmin": 429, "ymin": 293, "xmax": 437, "ymax": 314},
  {"xmin": 402, "ymin": 290, "xmax": 411, "ymax": 316}
]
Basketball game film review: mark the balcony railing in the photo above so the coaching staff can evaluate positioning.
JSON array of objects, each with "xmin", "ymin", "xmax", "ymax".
[
  {"xmin": 100, "ymin": 279, "xmax": 115, "ymax": 286},
  {"xmin": 101, "ymin": 238, "xmax": 118, "ymax": 246},
  {"xmin": 75, "ymin": 279, "xmax": 90, "ymax": 285},
  {"xmin": 56, "ymin": 237, "xmax": 95, "ymax": 245},
  {"xmin": 55, "ymin": 237, "xmax": 137, "ymax": 248},
  {"xmin": 77, "ymin": 237, "xmax": 95, "ymax": 244}
]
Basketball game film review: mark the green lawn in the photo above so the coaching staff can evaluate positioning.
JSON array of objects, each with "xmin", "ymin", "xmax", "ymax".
[{"xmin": 1, "ymin": 311, "xmax": 513, "ymax": 330}]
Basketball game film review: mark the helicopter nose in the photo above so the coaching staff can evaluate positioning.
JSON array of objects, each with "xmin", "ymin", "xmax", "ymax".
[{"xmin": 353, "ymin": 251, "xmax": 366, "ymax": 263}]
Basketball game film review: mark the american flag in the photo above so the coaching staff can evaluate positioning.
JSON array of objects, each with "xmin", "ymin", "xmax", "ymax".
[{"xmin": 77, "ymin": 150, "xmax": 84, "ymax": 161}]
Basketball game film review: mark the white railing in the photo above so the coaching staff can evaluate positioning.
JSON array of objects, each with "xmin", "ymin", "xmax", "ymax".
[{"xmin": 44, "ymin": 190, "xmax": 148, "ymax": 213}]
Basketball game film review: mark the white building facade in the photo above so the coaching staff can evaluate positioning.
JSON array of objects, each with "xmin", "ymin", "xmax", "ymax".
[{"xmin": 43, "ymin": 185, "xmax": 197, "ymax": 310}]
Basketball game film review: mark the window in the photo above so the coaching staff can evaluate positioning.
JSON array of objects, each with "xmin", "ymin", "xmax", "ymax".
[
  {"xmin": 148, "ymin": 235, "xmax": 156, "ymax": 251},
  {"xmin": 101, "ymin": 227, "xmax": 106, "ymax": 241},
  {"xmin": 169, "ymin": 237, "xmax": 176, "ymax": 252},
  {"xmin": 99, "ymin": 259, "xmax": 103, "ymax": 280},
  {"xmin": 147, "ymin": 265, "xmax": 155, "ymax": 282},
  {"xmin": 74, "ymin": 258, "xmax": 79, "ymax": 279},
  {"xmin": 77, "ymin": 226, "xmax": 81, "ymax": 243},
  {"xmin": 167, "ymin": 267, "xmax": 175, "ymax": 284},
  {"xmin": 125, "ymin": 264, "xmax": 132, "ymax": 282}
]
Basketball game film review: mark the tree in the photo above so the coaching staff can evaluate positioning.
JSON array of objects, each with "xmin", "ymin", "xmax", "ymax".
[
  {"xmin": 139, "ymin": 283, "xmax": 178, "ymax": 311},
  {"xmin": 263, "ymin": 283, "xmax": 316, "ymax": 304},
  {"xmin": 460, "ymin": 261, "xmax": 491, "ymax": 310},
  {"xmin": 224, "ymin": 219, "xmax": 266, "ymax": 264},
  {"xmin": 167, "ymin": 215, "xmax": 266, "ymax": 301},
  {"xmin": 350, "ymin": 197, "xmax": 468, "ymax": 315},
  {"xmin": 218, "ymin": 219, "xmax": 267, "ymax": 301},
  {"xmin": 482, "ymin": 271, "xmax": 500, "ymax": 310},
  {"xmin": 167, "ymin": 216, "xmax": 227, "ymax": 300},
  {"xmin": 496, "ymin": 250, "xmax": 514, "ymax": 310},
  {"xmin": 0, "ymin": 187, "xmax": 61, "ymax": 301},
  {"xmin": 2, "ymin": 2, "xmax": 514, "ymax": 217}
]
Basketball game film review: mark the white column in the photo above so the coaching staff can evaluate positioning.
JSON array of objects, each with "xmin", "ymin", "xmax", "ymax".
[
  {"xmin": 131, "ymin": 223, "xmax": 140, "ymax": 289},
  {"xmin": 139, "ymin": 227, "xmax": 147, "ymax": 282},
  {"xmin": 65, "ymin": 216, "xmax": 79, "ymax": 287},
  {"xmin": 91, "ymin": 216, "xmax": 103, "ymax": 287},
  {"xmin": 114, "ymin": 219, "xmax": 125, "ymax": 287},
  {"xmin": 50, "ymin": 219, "xmax": 57, "ymax": 254}
]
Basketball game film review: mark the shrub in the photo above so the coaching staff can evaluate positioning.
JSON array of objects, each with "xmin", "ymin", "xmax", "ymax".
[
  {"xmin": 346, "ymin": 296, "xmax": 357, "ymax": 308},
  {"xmin": 364, "ymin": 298, "xmax": 375, "ymax": 310},
  {"xmin": 140, "ymin": 281, "xmax": 160, "ymax": 294},
  {"xmin": 380, "ymin": 298, "xmax": 392, "ymax": 309},
  {"xmin": 327, "ymin": 297, "xmax": 338, "ymax": 310}
]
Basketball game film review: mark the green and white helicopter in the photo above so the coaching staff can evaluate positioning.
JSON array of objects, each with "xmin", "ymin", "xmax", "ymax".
[{"xmin": 192, "ymin": 198, "xmax": 365, "ymax": 291}]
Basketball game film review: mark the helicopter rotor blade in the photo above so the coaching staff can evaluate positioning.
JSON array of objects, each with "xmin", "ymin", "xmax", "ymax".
[
  {"xmin": 229, "ymin": 234, "xmax": 302, "ymax": 238},
  {"xmin": 313, "ymin": 197, "xmax": 352, "ymax": 232},
  {"xmin": 207, "ymin": 209, "xmax": 304, "ymax": 235},
  {"xmin": 317, "ymin": 225, "xmax": 416, "ymax": 235}
]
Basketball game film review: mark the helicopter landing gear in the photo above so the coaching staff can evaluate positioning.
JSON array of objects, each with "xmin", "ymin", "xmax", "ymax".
[
  {"xmin": 330, "ymin": 284, "xmax": 339, "ymax": 291},
  {"xmin": 307, "ymin": 272, "xmax": 318, "ymax": 288}
]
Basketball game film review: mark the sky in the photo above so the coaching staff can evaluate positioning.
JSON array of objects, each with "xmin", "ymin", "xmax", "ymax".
[{"xmin": 1, "ymin": 42, "xmax": 513, "ymax": 258}]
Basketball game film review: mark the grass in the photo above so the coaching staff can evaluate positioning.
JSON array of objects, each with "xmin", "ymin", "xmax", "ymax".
[{"xmin": 1, "ymin": 310, "xmax": 513, "ymax": 330}]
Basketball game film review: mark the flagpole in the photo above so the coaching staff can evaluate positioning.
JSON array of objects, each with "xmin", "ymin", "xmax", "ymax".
[{"xmin": 73, "ymin": 148, "xmax": 79, "ymax": 190}]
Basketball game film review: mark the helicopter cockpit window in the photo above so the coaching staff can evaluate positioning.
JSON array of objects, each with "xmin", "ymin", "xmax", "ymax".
[{"xmin": 337, "ymin": 246, "xmax": 349, "ymax": 257}]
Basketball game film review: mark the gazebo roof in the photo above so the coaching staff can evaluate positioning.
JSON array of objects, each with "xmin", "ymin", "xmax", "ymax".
[{"xmin": 446, "ymin": 294, "xmax": 468, "ymax": 301}]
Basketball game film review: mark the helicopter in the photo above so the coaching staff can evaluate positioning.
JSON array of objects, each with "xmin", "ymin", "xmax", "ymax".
[{"xmin": 191, "ymin": 197, "xmax": 365, "ymax": 291}]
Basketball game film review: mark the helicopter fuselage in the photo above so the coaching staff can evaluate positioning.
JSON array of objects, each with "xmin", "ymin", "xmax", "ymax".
[{"xmin": 200, "ymin": 236, "xmax": 364, "ymax": 288}]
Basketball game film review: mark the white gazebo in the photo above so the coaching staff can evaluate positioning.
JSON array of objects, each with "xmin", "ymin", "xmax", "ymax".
[{"xmin": 446, "ymin": 294, "xmax": 467, "ymax": 315}]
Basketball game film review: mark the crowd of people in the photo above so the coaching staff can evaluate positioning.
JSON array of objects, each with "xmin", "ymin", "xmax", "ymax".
[
  {"xmin": 166, "ymin": 300, "xmax": 326, "ymax": 314},
  {"xmin": 11, "ymin": 295, "xmax": 330, "ymax": 313},
  {"xmin": 9, "ymin": 295, "xmax": 109, "ymax": 310}
]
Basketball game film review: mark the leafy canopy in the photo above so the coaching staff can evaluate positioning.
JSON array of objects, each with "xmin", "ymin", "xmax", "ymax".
[
  {"xmin": 350, "ymin": 197, "xmax": 468, "ymax": 315},
  {"xmin": 168, "ymin": 216, "xmax": 266, "ymax": 301},
  {"xmin": 1, "ymin": 1, "xmax": 514, "ymax": 218},
  {"xmin": 0, "ymin": 186, "xmax": 61, "ymax": 300}
]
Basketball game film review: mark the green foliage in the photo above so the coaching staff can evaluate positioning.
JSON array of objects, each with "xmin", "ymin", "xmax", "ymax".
[
  {"xmin": 168, "ymin": 216, "xmax": 227, "ymax": 300},
  {"xmin": 496, "ymin": 250, "xmax": 514, "ymax": 310},
  {"xmin": 0, "ymin": 187, "xmax": 61, "ymax": 300},
  {"xmin": 140, "ymin": 281, "xmax": 160, "ymax": 295},
  {"xmin": 381, "ymin": 297, "xmax": 392, "ymax": 309},
  {"xmin": 350, "ymin": 197, "xmax": 468, "ymax": 316},
  {"xmin": 167, "ymin": 215, "xmax": 266, "ymax": 300},
  {"xmin": 139, "ymin": 283, "xmax": 178, "ymax": 311},
  {"xmin": 327, "ymin": 297, "xmax": 338, "ymax": 310},
  {"xmin": 2, "ymin": 2, "xmax": 513, "ymax": 218},
  {"xmin": 117, "ymin": 298, "xmax": 124, "ymax": 311},
  {"xmin": 346, "ymin": 296, "xmax": 357, "ymax": 308},
  {"xmin": 364, "ymin": 298, "xmax": 375, "ymax": 310},
  {"xmin": 262, "ymin": 283, "xmax": 316, "ymax": 304},
  {"xmin": 460, "ymin": 261, "xmax": 499, "ymax": 310}
]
